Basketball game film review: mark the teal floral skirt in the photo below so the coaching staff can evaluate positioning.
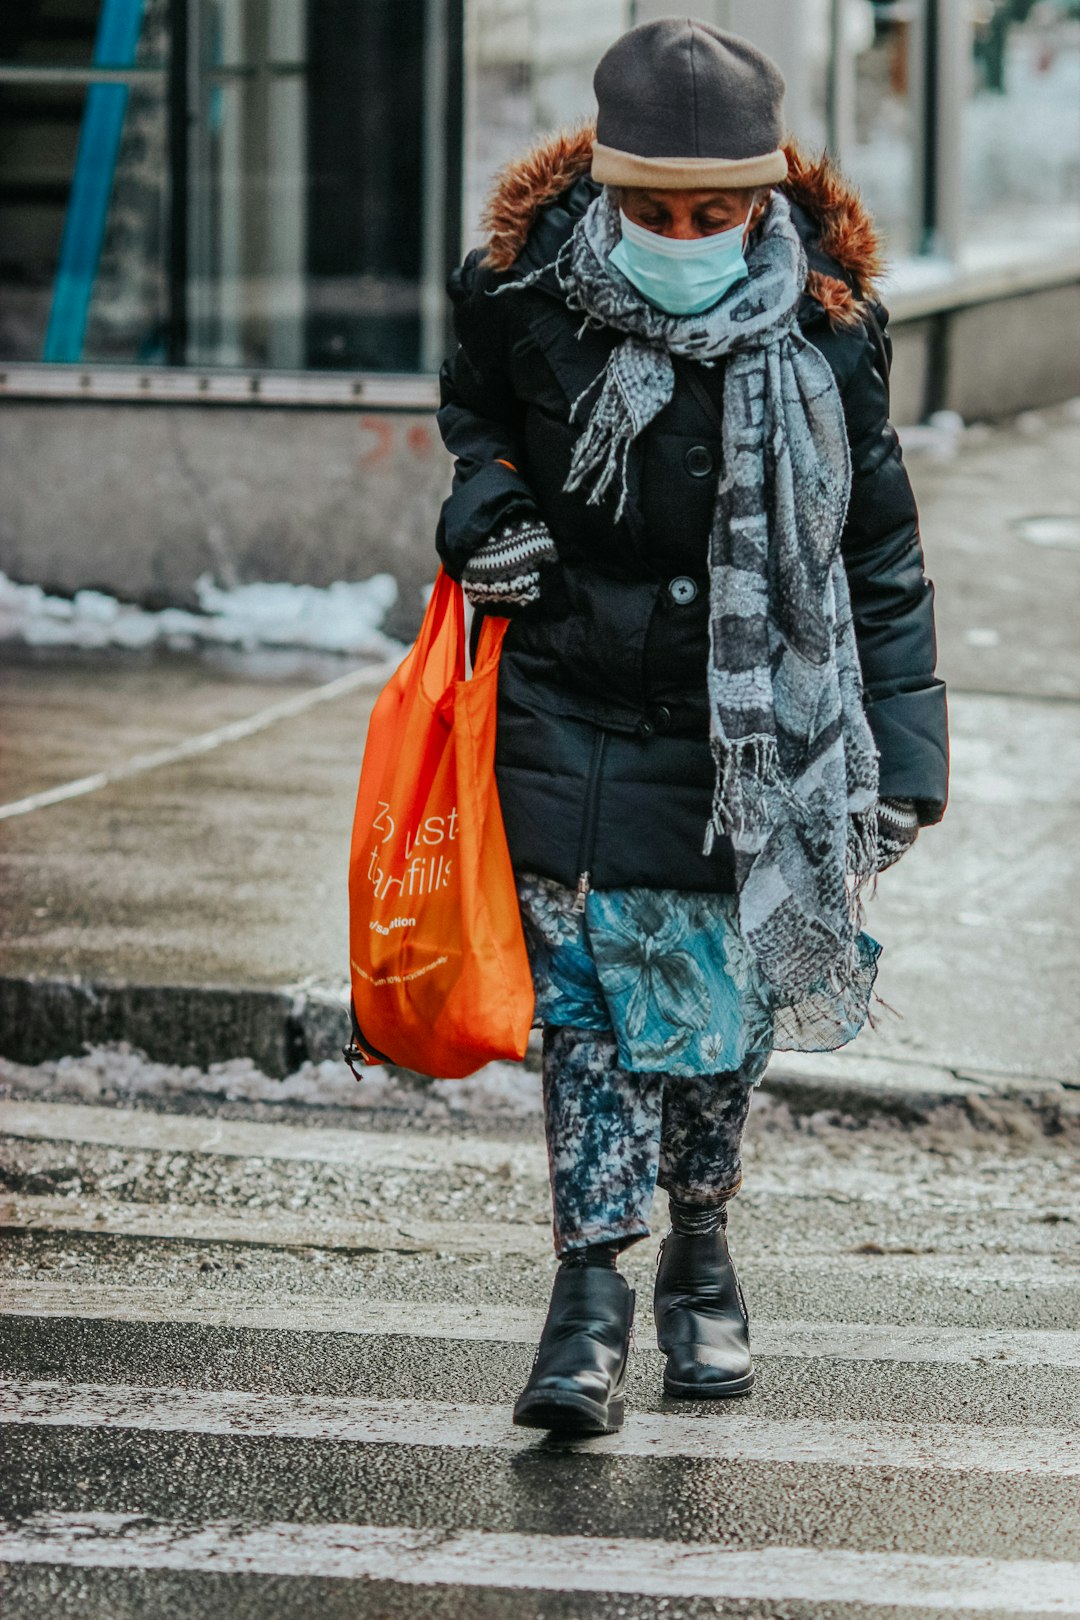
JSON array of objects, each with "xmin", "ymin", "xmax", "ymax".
[{"xmin": 516, "ymin": 872, "xmax": 881, "ymax": 1078}]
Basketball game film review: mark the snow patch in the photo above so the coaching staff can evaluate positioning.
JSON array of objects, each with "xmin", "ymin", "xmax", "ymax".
[
  {"xmin": 0, "ymin": 572, "xmax": 403, "ymax": 658},
  {"xmin": 964, "ymin": 627, "xmax": 1001, "ymax": 648},
  {"xmin": 898, "ymin": 400, "xmax": 1075, "ymax": 464},
  {"xmin": 0, "ymin": 1044, "xmax": 543, "ymax": 1117},
  {"xmin": 1013, "ymin": 514, "xmax": 1080, "ymax": 551},
  {"xmin": 897, "ymin": 410, "xmax": 967, "ymax": 462}
]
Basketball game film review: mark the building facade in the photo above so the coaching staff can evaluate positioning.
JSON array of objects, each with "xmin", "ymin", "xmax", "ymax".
[{"xmin": 2, "ymin": 0, "xmax": 1078, "ymax": 617}]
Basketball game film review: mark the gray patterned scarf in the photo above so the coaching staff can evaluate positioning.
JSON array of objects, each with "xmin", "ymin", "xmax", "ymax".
[{"xmin": 520, "ymin": 187, "xmax": 881, "ymax": 1019}]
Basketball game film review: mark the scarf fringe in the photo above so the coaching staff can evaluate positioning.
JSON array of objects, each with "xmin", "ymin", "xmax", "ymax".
[
  {"xmin": 870, "ymin": 986, "xmax": 903, "ymax": 1022},
  {"xmin": 567, "ymin": 369, "xmax": 604, "ymax": 425},
  {"xmin": 487, "ymin": 236, "xmax": 573, "ymax": 302},
  {"xmin": 703, "ymin": 735, "xmax": 785, "ymax": 853},
  {"xmin": 708, "ymin": 787, "xmax": 882, "ymax": 1014},
  {"xmin": 564, "ymin": 400, "xmax": 634, "ymax": 521},
  {"xmin": 843, "ymin": 803, "xmax": 879, "ymax": 944},
  {"xmin": 847, "ymin": 803, "xmax": 879, "ymax": 893},
  {"xmin": 812, "ymin": 803, "xmax": 881, "ymax": 1005}
]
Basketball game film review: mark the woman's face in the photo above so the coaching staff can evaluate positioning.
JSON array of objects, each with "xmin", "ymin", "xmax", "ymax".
[{"xmin": 618, "ymin": 186, "xmax": 762, "ymax": 242}]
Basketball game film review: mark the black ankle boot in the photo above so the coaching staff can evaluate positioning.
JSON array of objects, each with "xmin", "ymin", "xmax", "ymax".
[
  {"xmin": 653, "ymin": 1227, "xmax": 754, "ymax": 1398},
  {"xmin": 513, "ymin": 1265, "xmax": 636, "ymax": 1434}
]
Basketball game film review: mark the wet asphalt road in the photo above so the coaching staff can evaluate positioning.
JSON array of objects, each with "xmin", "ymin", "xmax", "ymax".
[{"xmin": 1, "ymin": 1072, "xmax": 1079, "ymax": 1619}]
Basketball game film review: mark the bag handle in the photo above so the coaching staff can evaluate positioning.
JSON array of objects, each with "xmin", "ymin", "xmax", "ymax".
[
  {"xmin": 418, "ymin": 567, "xmax": 462, "ymax": 646},
  {"xmin": 417, "ymin": 568, "xmax": 466, "ymax": 708},
  {"xmin": 472, "ymin": 609, "xmax": 510, "ymax": 677}
]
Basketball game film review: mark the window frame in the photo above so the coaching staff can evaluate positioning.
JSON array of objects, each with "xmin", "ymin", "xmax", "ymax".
[{"xmin": 0, "ymin": 0, "xmax": 464, "ymax": 381}]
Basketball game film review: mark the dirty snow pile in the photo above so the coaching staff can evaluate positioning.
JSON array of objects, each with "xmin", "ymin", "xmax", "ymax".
[
  {"xmin": 896, "ymin": 409, "xmax": 970, "ymax": 462},
  {"xmin": 0, "ymin": 571, "xmax": 403, "ymax": 658},
  {"xmin": 0, "ymin": 1044, "xmax": 543, "ymax": 1118},
  {"xmin": 896, "ymin": 399, "xmax": 1080, "ymax": 464}
]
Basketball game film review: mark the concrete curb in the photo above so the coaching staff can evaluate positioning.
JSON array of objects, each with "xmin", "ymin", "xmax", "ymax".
[
  {"xmin": 2, "ymin": 973, "xmax": 1077, "ymax": 1134},
  {"xmin": 0, "ymin": 975, "xmax": 350, "ymax": 1080},
  {"xmin": 761, "ymin": 1058, "xmax": 1078, "ymax": 1133}
]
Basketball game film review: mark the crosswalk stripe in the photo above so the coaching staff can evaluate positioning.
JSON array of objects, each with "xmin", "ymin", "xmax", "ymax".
[
  {"xmin": 0, "ymin": 1100, "xmax": 547, "ymax": 1174},
  {"xmin": 2, "ymin": 1100, "xmax": 1067, "ymax": 1222},
  {"xmin": 3, "ymin": 1380, "xmax": 1078, "ymax": 1474},
  {"xmin": 4, "ymin": 1282, "xmax": 1079, "ymax": 1368},
  {"xmin": 1, "ymin": 1514, "xmax": 1077, "ymax": 1609},
  {"xmin": 0, "ymin": 1194, "xmax": 549, "ymax": 1254},
  {"xmin": 5, "ymin": 1193, "xmax": 1076, "ymax": 1283}
]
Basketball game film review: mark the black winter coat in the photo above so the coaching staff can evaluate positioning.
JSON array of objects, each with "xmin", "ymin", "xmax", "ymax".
[{"xmin": 436, "ymin": 136, "xmax": 949, "ymax": 895}]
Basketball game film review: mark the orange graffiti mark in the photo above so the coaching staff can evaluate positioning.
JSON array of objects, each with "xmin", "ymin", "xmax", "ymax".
[{"xmin": 359, "ymin": 416, "xmax": 395, "ymax": 466}]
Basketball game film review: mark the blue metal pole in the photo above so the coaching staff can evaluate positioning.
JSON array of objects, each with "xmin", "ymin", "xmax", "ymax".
[{"xmin": 43, "ymin": 0, "xmax": 147, "ymax": 362}]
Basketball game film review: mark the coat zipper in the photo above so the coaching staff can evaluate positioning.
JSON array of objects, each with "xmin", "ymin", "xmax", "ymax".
[{"xmin": 573, "ymin": 729, "xmax": 609, "ymax": 912}]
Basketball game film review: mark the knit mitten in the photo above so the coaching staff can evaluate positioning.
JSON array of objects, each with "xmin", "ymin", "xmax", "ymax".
[
  {"xmin": 461, "ymin": 517, "xmax": 558, "ymax": 609},
  {"xmin": 876, "ymin": 797, "xmax": 919, "ymax": 870}
]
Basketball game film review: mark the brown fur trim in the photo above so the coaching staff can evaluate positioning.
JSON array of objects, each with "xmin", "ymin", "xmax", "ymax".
[
  {"xmin": 805, "ymin": 268, "xmax": 862, "ymax": 329},
  {"xmin": 781, "ymin": 138, "xmax": 884, "ymax": 301},
  {"xmin": 482, "ymin": 123, "xmax": 596, "ymax": 271},
  {"xmin": 480, "ymin": 123, "xmax": 885, "ymax": 323}
]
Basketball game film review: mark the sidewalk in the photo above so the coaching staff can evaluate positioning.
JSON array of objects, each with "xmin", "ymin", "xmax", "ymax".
[{"xmin": 2, "ymin": 407, "xmax": 1079, "ymax": 1116}]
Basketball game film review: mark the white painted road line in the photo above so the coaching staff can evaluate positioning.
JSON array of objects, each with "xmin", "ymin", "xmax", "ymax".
[
  {"xmin": 1, "ymin": 1514, "xmax": 1077, "ymax": 1610},
  {"xmin": 754, "ymin": 1320, "xmax": 1080, "ymax": 1367},
  {"xmin": 0, "ymin": 1283, "xmax": 550, "ymax": 1341},
  {"xmin": 0, "ymin": 1194, "xmax": 548, "ymax": 1255},
  {"xmin": 3, "ymin": 1381, "xmax": 1079, "ymax": 1475},
  {"xmin": 7, "ymin": 1192, "xmax": 1078, "ymax": 1281},
  {"xmin": 5, "ymin": 1282, "xmax": 1080, "ymax": 1369},
  {"xmin": 0, "ymin": 660, "xmax": 397, "ymax": 822},
  {"xmin": 0, "ymin": 1100, "xmax": 547, "ymax": 1174}
]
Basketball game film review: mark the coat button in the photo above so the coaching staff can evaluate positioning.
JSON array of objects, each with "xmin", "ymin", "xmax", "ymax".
[
  {"xmin": 684, "ymin": 444, "xmax": 714, "ymax": 477},
  {"xmin": 668, "ymin": 576, "xmax": 698, "ymax": 606},
  {"xmin": 636, "ymin": 716, "xmax": 655, "ymax": 739},
  {"xmin": 653, "ymin": 705, "xmax": 672, "ymax": 731}
]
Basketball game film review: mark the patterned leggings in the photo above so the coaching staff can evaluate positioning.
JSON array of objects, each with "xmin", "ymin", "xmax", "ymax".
[{"xmin": 542, "ymin": 1024, "xmax": 770, "ymax": 1257}]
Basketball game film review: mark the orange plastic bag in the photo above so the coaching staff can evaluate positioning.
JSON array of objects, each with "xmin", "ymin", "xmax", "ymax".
[{"xmin": 346, "ymin": 568, "xmax": 534, "ymax": 1077}]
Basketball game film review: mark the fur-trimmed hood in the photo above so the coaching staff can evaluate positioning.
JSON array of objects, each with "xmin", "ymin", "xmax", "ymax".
[{"xmin": 481, "ymin": 123, "xmax": 884, "ymax": 328}]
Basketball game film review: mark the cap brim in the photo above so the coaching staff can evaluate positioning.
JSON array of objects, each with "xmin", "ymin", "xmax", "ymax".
[{"xmin": 591, "ymin": 141, "xmax": 788, "ymax": 189}]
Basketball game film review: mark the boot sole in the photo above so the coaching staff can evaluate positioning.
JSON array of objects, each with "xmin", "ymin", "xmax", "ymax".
[
  {"xmin": 663, "ymin": 1369, "xmax": 755, "ymax": 1400},
  {"xmin": 513, "ymin": 1390, "xmax": 625, "ymax": 1435}
]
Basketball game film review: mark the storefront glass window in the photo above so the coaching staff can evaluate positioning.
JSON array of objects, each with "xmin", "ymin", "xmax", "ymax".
[
  {"xmin": 964, "ymin": 0, "xmax": 1080, "ymax": 268},
  {"xmin": 0, "ymin": 1, "xmax": 166, "ymax": 69},
  {"xmin": 188, "ymin": 0, "xmax": 312, "ymax": 370},
  {"xmin": 844, "ymin": 0, "xmax": 921, "ymax": 257},
  {"xmin": 463, "ymin": 0, "xmax": 631, "ymax": 247},
  {"xmin": 1, "ymin": 0, "xmax": 457, "ymax": 373},
  {"xmin": 189, "ymin": 0, "xmax": 433, "ymax": 373},
  {"xmin": 3, "ymin": 0, "xmax": 1077, "ymax": 378},
  {"xmin": 0, "ymin": 0, "xmax": 170, "ymax": 363}
]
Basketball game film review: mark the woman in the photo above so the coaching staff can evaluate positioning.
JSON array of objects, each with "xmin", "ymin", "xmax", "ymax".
[{"xmin": 436, "ymin": 18, "xmax": 948, "ymax": 1436}]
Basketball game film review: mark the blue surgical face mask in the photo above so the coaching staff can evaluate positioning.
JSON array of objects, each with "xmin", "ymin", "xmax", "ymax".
[{"xmin": 608, "ymin": 207, "xmax": 752, "ymax": 315}]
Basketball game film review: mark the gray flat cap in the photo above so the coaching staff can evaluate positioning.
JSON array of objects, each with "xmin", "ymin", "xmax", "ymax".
[{"xmin": 592, "ymin": 17, "xmax": 788, "ymax": 188}]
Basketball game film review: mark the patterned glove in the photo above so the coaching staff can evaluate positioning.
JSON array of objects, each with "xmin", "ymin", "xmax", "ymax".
[
  {"xmin": 461, "ymin": 517, "xmax": 558, "ymax": 609},
  {"xmin": 876, "ymin": 797, "xmax": 920, "ymax": 870}
]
